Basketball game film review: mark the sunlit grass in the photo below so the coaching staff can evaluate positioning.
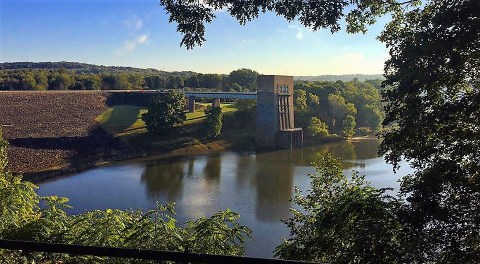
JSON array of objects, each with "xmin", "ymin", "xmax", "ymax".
[
  {"xmin": 95, "ymin": 105, "xmax": 146, "ymax": 136},
  {"xmin": 96, "ymin": 102, "xmax": 237, "ymax": 136}
]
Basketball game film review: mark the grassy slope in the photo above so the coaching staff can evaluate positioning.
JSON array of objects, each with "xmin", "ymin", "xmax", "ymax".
[{"xmin": 95, "ymin": 102, "xmax": 254, "ymax": 156}]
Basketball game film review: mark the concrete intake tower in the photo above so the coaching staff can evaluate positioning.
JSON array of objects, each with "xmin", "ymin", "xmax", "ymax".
[{"xmin": 256, "ymin": 75, "xmax": 303, "ymax": 149}]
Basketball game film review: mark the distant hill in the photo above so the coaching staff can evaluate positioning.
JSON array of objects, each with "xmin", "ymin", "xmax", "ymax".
[
  {"xmin": 294, "ymin": 74, "xmax": 385, "ymax": 82},
  {"xmin": 0, "ymin": 61, "xmax": 196, "ymax": 77}
]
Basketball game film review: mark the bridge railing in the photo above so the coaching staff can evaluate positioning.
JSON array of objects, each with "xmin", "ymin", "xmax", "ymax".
[{"xmin": 0, "ymin": 239, "xmax": 320, "ymax": 264}]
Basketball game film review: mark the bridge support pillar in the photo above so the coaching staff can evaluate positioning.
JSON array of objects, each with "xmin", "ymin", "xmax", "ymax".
[
  {"xmin": 212, "ymin": 98, "xmax": 221, "ymax": 108},
  {"xmin": 188, "ymin": 96, "xmax": 195, "ymax": 112},
  {"xmin": 256, "ymin": 75, "xmax": 303, "ymax": 150}
]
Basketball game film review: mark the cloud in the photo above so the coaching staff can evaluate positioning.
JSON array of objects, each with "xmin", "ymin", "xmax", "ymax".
[
  {"xmin": 136, "ymin": 34, "xmax": 148, "ymax": 44},
  {"xmin": 288, "ymin": 24, "xmax": 308, "ymax": 41},
  {"xmin": 296, "ymin": 31, "xmax": 303, "ymax": 40},
  {"xmin": 124, "ymin": 16, "xmax": 143, "ymax": 30},
  {"xmin": 115, "ymin": 34, "xmax": 149, "ymax": 54}
]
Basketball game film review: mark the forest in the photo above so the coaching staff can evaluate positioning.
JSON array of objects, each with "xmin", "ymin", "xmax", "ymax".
[
  {"xmin": 293, "ymin": 79, "xmax": 384, "ymax": 138},
  {"xmin": 0, "ymin": 63, "xmax": 258, "ymax": 92}
]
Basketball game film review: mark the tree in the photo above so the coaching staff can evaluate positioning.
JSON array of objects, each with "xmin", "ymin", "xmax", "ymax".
[
  {"xmin": 378, "ymin": 1, "xmax": 480, "ymax": 262},
  {"xmin": 234, "ymin": 99, "xmax": 256, "ymax": 121},
  {"xmin": 142, "ymin": 91, "xmax": 186, "ymax": 135},
  {"xmin": 228, "ymin": 68, "xmax": 258, "ymax": 91},
  {"xmin": 293, "ymin": 89, "xmax": 307, "ymax": 112},
  {"xmin": 306, "ymin": 117, "xmax": 328, "ymax": 137},
  {"xmin": 49, "ymin": 72, "xmax": 73, "ymax": 90},
  {"xmin": 341, "ymin": 114, "xmax": 356, "ymax": 138},
  {"xmin": 157, "ymin": 0, "xmax": 480, "ymax": 261},
  {"xmin": 33, "ymin": 71, "xmax": 48, "ymax": 91},
  {"xmin": 185, "ymin": 75, "xmax": 200, "ymax": 88},
  {"xmin": 275, "ymin": 154, "xmax": 401, "ymax": 263},
  {"xmin": 327, "ymin": 93, "xmax": 357, "ymax": 134},
  {"xmin": 167, "ymin": 75, "xmax": 185, "ymax": 89},
  {"xmin": 159, "ymin": 0, "xmax": 416, "ymax": 49},
  {"xmin": 203, "ymin": 106, "xmax": 223, "ymax": 137},
  {"xmin": 0, "ymin": 128, "xmax": 252, "ymax": 262}
]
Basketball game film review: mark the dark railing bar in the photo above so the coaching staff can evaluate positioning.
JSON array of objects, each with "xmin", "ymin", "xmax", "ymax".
[{"xmin": 0, "ymin": 239, "xmax": 319, "ymax": 264}]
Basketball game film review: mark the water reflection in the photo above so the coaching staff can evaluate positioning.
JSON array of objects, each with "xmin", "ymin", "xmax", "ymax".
[
  {"xmin": 204, "ymin": 154, "xmax": 222, "ymax": 183},
  {"xmin": 38, "ymin": 139, "xmax": 407, "ymax": 258},
  {"xmin": 254, "ymin": 151, "xmax": 294, "ymax": 222},
  {"xmin": 140, "ymin": 159, "xmax": 185, "ymax": 200}
]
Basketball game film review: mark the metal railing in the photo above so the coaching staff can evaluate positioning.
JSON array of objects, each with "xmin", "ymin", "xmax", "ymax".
[{"xmin": 0, "ymin": 239, "xmax": 318, "ymax": 264}]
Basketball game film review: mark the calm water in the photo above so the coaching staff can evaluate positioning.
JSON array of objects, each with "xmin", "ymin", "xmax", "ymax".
[{"xmin": 37, "ymin": 139, "xmax": 412, "ymax": 258}]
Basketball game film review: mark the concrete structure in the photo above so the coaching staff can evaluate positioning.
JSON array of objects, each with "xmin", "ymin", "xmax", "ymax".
[
  {"xmin": 212, "ymin": 98, "xmax": 221, "ymax": 108},
  {"xmin": 187, "ymin": 96, "xmax": 196, "ymax": 112},
  {"xmin": 256, "ymin": 75, "xmax": 303, "ymax": 149},
  {"xmin": 157, "ymin": 78, "xmax": 303, "ymax": 149}
]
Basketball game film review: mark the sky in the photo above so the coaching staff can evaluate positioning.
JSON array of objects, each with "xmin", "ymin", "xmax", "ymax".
[{"xmin": 0, "ymin": 0, "xmax": 390, "ymax": 76}]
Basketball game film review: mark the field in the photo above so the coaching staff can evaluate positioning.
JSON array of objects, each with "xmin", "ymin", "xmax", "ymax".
[{"xmin": 0, "ymin": 91, "xmax": 254, "ymax": 180}]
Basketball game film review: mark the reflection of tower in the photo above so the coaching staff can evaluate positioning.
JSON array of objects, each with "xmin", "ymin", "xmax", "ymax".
[
  {"xmin": 254, "ymin": 150, "xmax": 295, "ymax": 222},
  {"xmin": 140, "ymin": 159, "xmax": 185, "ymax": 200}
]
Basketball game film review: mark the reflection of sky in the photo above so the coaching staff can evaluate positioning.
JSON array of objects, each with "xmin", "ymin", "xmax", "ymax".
[{"xmin": 37, "ymin": 139, "xmax": 413, "ymax": 258}]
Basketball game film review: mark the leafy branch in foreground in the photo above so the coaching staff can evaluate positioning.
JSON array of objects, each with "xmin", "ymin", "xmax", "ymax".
[
  {"xmin": 275, "ymin": 153, "xmax": 402, "ymax": 264},
  {"xmin": 0, "ymin": 129, "xmax": 252, "ymax": 263},
  {"xmin": 160, "ymin": 0, "xmax": 420, "ymax": 49}
]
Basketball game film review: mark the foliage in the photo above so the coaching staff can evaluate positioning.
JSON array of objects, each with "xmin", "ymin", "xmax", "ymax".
[
  {"xmin": 203, "ymin": 106, "xmax": 223, "ymax": 137},
  {"xmin": 0, "ymin": 130, "xmax": 252, "ymax": 262},
  {"xmin": 378, "ymin": 0, "xmax": 480, "ymax": 262},
  {"xmin": 341, "ymin": 115, "xmax": 356, "ymax": 138},
  {"xmin": 293, "ymin": 89, "xmax": 307, "ymax": 112},
  {"xmin": 159, "ymin": 0, "xmax": 418, "ymax": 49},
  {"xmin": 228, "ymin": 68, "xmax": 258, "ymax": 91},
  {"xmin": 328, "ymin": 93, "xmax": 357, "ymax": 136},
  {"xmin": 294, "ymin": 80, "xmax": 383, "ymax": 136},
  {"xmin": 234, "ymin": 99, "xmax": 256, "ymax": 121},
  {"xmin": 306, "ymin": 117, "xmax": 328, "ymax": 137},
  {"xmin": 142, "ymin": 91, "xmax": 186, "ymax": 135},
  {"xmin": 275, "ymin": 154, "xmax": 401, "ymax": 264}
]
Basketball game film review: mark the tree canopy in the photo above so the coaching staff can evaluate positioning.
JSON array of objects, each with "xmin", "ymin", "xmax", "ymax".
[
  {"xmin": 158, "ymin": 0, "xmax": 480, "ymax": 262},
  {"xmin": 159, "ymin": 0, "xmax": 420, "ymax": 49},
  {"xmin": 142, "ymin": 91, "xmax": 187, "ymax": 135}
]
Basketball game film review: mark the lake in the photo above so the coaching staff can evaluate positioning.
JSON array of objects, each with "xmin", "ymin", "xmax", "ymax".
[{"xmin": 37, "ymin": 139, "xmax": 413, "ymax": 258}]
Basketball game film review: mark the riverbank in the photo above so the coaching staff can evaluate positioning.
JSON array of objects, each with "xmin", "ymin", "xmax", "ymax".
[{"xmin": 1, "ymin": 91, "xmax": 376, "ymax": 183}]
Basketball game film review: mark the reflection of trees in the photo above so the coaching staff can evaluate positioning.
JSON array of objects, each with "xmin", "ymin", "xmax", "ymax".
[
  {"xmin": 235, "ymin": 154, "xmax": 255, "ymax": 187},
  {"xmin": 352, "ymin": 139, "xmax": 381, "ymax": 159},
  {"xmin": 327, "ymin": 141, "xmax": 357, "ymax": 162},
  {"xmin": 254, "ymin": 151, "xmax": 294, "ymax": 222},
  {"xmin": 140, "ymin": 160, "xmax": 185, "ymax": 200},
  {"xmin": 203, "ymin": 154, "xmax": 222, "ymax": 184},
  {"xmin": 187, "ymin": 159, "xmax": 195, "ymax": 177}
]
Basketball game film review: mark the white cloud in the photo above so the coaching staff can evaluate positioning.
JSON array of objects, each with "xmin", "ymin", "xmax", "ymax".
[
  {"xmin": 124, "ymin": 16, "xmax": 143, "ymax": 30},
  {"xmin": 288, "ymin": 24, "xmax": 308, "ymax": 41},
  {"xmin": 296, "ymin": 31, "xmax": 303, "ymax": 40},
  {"xmin": 115, "ymin": 34, "xmax": 149, "ymax": 54},
  {"xmin": 136, "ymin": 34, "xmax": 148, "ymax": 44}
]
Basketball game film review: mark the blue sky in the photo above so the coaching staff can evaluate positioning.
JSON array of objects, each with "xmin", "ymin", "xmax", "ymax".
[{"xmin": 0, "ymin": 0, "xmax": 390, "ymax": 75}]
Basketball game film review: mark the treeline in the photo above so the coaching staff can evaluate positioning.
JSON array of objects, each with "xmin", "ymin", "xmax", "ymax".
[
  {"xmin": 0, "ymin": 64, "xmax": 259, "ymax": 92},
  {"xmin": 294, "ymin": 78, "xmax": 384, "ymax": 138},
  {"xmin": 0, "ymin": 61, "xmax": 173, "ymax": 75}
]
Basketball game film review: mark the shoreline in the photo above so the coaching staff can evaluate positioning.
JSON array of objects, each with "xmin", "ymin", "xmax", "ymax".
[{"xmin": 24, "ymin": 134, "xmax": 378, "ymax": 184}]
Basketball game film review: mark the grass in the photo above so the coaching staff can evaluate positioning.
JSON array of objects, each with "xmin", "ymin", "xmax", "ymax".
[
  {"xmin": 95, "ymin": 105, "xmax": 147, "ymax": 136},
  {"xmin": 92, "ymin": 101, "xmax": 255, "ymax": 159},
  {"xmin": 96, "ymin": 102, "xmax": 238, "ymax": 136}
]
